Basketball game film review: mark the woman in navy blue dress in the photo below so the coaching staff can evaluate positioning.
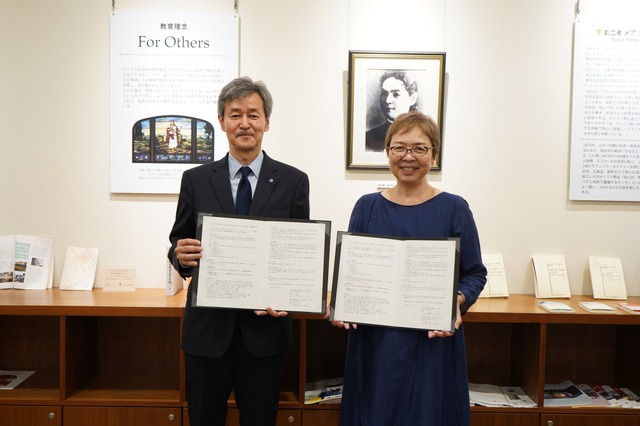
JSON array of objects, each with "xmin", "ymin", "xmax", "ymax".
[{"xmin": 333, "ymin": 111, "xmax": 487, "ymax": 425}]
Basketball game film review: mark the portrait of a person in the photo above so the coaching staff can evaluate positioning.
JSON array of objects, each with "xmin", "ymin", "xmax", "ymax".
[{"xmin": 365, "ymin": 70, "xmax": 419, "ymax": 152}]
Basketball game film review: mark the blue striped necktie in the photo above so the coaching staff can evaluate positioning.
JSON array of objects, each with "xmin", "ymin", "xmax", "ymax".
[{"xmin": 235, "ymin": 166, "xmax": 252, "ymax": 215}]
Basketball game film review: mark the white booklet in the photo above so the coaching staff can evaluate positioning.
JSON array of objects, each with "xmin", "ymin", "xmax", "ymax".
[
  {"xmin": 532, "ymin": 255, "xmax": 571, "ymax": 299},
  {"xmin": 193, "ymin": 213, "xmax": 330, "ymax": 314},
  {"xmin": 469, "ymin": 383, "xmax": 536, "ymax": 408},
  {"xmin": 331, "ymin": 232, "xmax": 459, "ymax": 332},
  {"xmin": 588, "ymin": 256, "xmax": 627, "ymax": 300},
  {"xmin": 0, "ymin": 235, "xmax": 54, "ymax": 290},
  {"xmin": 479, "ymin": 254, "xmax": 509, "ymax": 298},
  {"xmin": 578, "ymin": 301, "xmax": 616, "ymax": 314},
  {"xmin": 60, "ymin": 246, "xmax": 99, "ymax": 291}
]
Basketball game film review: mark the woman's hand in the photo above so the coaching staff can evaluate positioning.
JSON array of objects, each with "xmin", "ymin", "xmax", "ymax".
[{"xmin": 428, "ymin": 292, "xmax": 464, "ymax": 339}]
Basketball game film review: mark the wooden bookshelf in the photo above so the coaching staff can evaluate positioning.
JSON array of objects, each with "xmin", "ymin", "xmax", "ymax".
[
  {"xmin": 465, "ymin": 295, "xmax": 640, "ymax": 426},
  {"xmin": 1, "ymin": 290, "xmax": 639, "ymax": 425}
]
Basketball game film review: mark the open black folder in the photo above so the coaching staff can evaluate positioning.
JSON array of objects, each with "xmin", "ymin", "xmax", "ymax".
[
  {"xmin": 191, "ymin": 213, "xmax": 331, "ymax": 315},
  {"xmin": 330, "ymin": 232, "xmax": 460, "ymax": 332}
]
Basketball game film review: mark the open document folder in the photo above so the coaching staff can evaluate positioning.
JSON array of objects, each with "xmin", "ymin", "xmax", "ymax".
[
  {"xmin": 192, "ymin": 213, "xmax": 330, "ymax": 314},
  {"xmin": 330, "ymin": 232, "xmax": 460, "ymax": 332}
]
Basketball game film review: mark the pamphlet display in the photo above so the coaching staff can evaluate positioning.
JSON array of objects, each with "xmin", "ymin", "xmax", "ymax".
[
  {"xmin": 59, "ymin": 246, "xmax": 99, "ymax": 291},
  {"xmin": 588, "ymin": 256, "xmax": 627, "ymax": 300},
  {"xmin": 0, "ymin": 235, "xmax": 54, "ymax": 290},
  {"xmin": 479, "ymin": 254, "xmax": 509, "ymax": 298},
  {"xmin": 532, "ymin": 255, "xmax": 571, "ymax": 299},
  {"xmin": 538, "ymin": 301, "xmax": 575, "ymax": 313},
  {"xmin": 578, "ymin": 301, "xmax": 616, "ymax": 314}
]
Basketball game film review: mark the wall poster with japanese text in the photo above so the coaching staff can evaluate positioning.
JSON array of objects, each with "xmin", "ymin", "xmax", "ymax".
[
  {"xmin": 569, "ymin": 1, "xmax": 640, "ymax": 201},
  {"xmin": 110, "ymin": 11, "xmax": 238, "ymax": 194}
]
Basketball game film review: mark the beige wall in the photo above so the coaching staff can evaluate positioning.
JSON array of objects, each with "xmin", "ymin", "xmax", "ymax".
[{"xmin": 2, "ymin": 0, "xmax": 638, "ymax": 295}]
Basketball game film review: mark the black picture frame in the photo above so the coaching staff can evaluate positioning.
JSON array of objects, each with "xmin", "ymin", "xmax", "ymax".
[{"xmin": 346, "ymin": 51, "xmax": 446, "ymax": 170}]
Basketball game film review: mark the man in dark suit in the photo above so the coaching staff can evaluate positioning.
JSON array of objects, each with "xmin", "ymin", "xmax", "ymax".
[{"xmin": 168, "ymin": 76, "xmax": 310, "ymax": 426}]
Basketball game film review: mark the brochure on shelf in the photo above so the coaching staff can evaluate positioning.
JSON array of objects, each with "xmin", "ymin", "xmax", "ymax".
[
  {"xmin": 617, "ymin": 302, "xmax": 640, "ymax": 315},
  {"xmin": 0, "ymin": 370, "xmax": 35, "ymax": 390},
  {"xmin": 538, "ymin": 301, "xmax": 575, "ymax": 313},
  {"xmin": 578, "ymin": 301, "xmax": 616, "ymax": 314},
  {"xmin": 0, "ymin": 235, "xmax": 54, "ymax": 290},
  {"xmin": 601, "ymin": 385, "xmax": 640, "ymax": 408},
  {"xmin": 588, "ymin": 256, "xmax": 627, "ymax": 300},
  {"xmin": 532, "ymin": 255, "xmax": 571, "ymax": 298},
  {"xmin": 544, "ymin": 380, "xmax": 592, "ymax": 407},
  {"xmin": 576, "ymin": 384, "xmax": 609, "ymax": 407},
  {"xmin": 331, "ymin": 232, "xmax": 460, "ymax": 332},
  {"xmin": 193, "ymin": 213, "xmax": 331, "ymax": 314},
  {"xmin": 479, "ymin": 254, "xmax": 509, "ymax": 298},
  {"xmin": 469, "ymin": 383, "xmax": 536, "ymax": 408},
  {"xmin": 60, "ymin": 246, "xmax": 99, "ymax": 291},
  {"xmin": 304, "ymin": 377, "xmax": 344, "ymax": 405}
]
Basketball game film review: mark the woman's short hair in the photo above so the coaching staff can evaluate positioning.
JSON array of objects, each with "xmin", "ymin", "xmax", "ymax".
[{"xmin": 385, "ymin": 111, "xmax": 440, "ymax": 158}]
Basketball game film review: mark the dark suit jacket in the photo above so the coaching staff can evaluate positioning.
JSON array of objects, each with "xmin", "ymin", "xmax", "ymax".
[{"xmin": 168, "ymin": 152, "xmax": 310, "ymax": 359}]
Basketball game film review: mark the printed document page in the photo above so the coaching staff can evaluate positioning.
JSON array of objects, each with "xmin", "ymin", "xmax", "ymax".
[
  {"xmin": 331, "ymin": 232, "xmax": 459, "ymax": 331},
  {"xmin": 194, "ymin": 214, "xmax": 329, "ymax": 314}
]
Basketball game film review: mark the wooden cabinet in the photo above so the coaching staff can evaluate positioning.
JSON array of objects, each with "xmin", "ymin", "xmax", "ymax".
[
  {"xmin": 0, "ymin": 406, "xmax": 61, "ymax": 426},
  {"xmin": 64, "ymin": 407, "xmax": 182, "ymax": 426},
  {"xmin": 540, "ymin": 414, "xmax": 640, "ymax": 425},
  {"xmin": 0, "ymin": 289, "xmax": 344, "ymax": 426},
  {"xmin": 2, "ymin": 291, "xmax": 638, "ymax": 425},
  {"xmin": 465, "ymin": 295, "xmax": 640, "ymax": 425},
  {"xmin": 0, "ymin": 290, "xmax": 184, "ymax": 426},
  {"xmin": 470, "ymin": 412, "xmax": 538, "ymax": 426}
]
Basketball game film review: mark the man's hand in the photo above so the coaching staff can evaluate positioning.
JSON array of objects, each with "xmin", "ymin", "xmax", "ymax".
[
  {"xmin": 255, "ymin": 307, "xmax": 289, "ymax": 318},
  {"xmin": 175, "ymin": 238, "xmax": 203, "ymax": 267}
]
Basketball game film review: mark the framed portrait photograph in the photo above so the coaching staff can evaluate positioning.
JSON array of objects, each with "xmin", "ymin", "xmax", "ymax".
[{"xmin": 346, "ymin": 51, "xmax": 446, "ymax": 170}]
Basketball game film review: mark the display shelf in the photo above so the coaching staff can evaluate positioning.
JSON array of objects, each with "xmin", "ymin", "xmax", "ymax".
[
  {"xmin": 2, "ymin": 290, "xmax": 639, "ymax": 425},
  {"xmin": 466, "ymin": 295, "xmax": 640, "ymax": 423}
]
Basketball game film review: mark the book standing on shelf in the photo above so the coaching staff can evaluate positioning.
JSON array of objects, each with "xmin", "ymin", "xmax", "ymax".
[
  {"xmin": 479, "ymin": 254, "xmax": 509, "ymax": 298},
  {"xmin": 59, "ymin": 246, "xmax": 99, "ymax": 291},
  {"xmin": 532, "ymin": 255, "xmax": 571, "ymax": 298},
  {"xmin": 166, "ymin": 247, "xmax": 184, "ymax": 296},
  {"xmin": 588, "ymin": 256, "xmax": 627, "ymax": 300}
]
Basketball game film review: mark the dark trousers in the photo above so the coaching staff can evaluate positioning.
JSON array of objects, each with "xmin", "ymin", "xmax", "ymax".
[{"xmin": 185, "ymin": 324, "xmax": 284, "ymax": 426}]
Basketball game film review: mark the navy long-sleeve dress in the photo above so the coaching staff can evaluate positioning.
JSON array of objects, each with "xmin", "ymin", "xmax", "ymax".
[{"xmin": 339, "ymin": 192, "xmax": 487, "ymax": 426}]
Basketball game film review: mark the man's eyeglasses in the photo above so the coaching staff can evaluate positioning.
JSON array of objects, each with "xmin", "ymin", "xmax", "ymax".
[{"xmin": 387, "ymin": 145, "xmax": 435, "ymax": 157}]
